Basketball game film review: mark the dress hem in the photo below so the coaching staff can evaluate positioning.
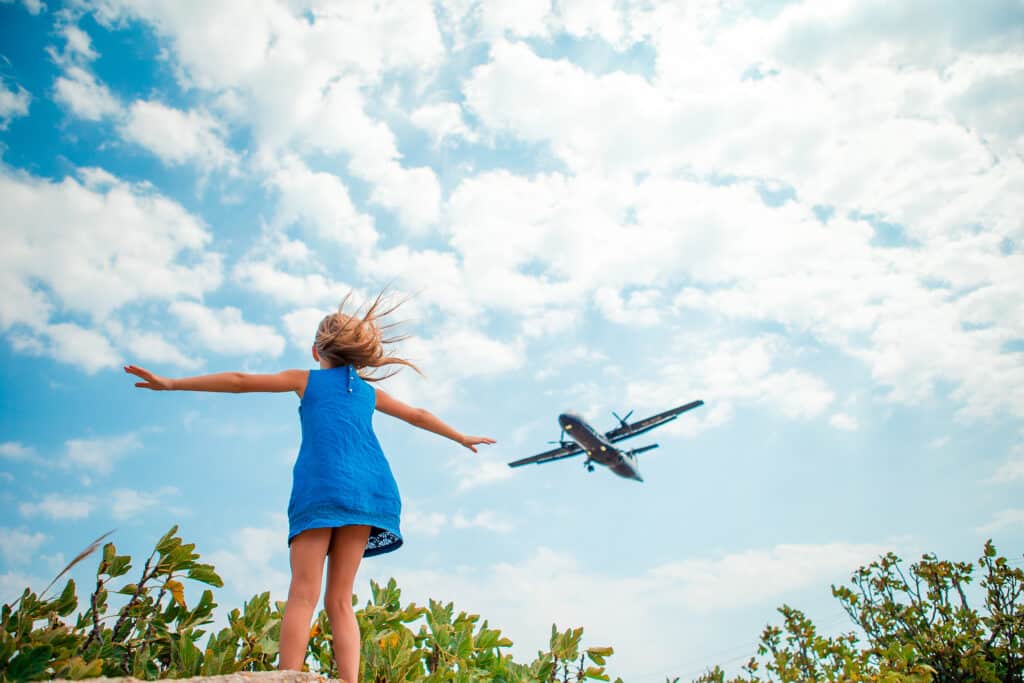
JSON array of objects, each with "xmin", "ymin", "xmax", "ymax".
[{"xmin": 288, "ymin": 506, "xmax": 403, "ymax": 558}]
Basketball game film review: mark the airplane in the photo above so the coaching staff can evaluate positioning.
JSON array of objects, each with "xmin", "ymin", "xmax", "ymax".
[{"xmin": 507, "ymin": 400, "xmax": 704, "ymax": 482}]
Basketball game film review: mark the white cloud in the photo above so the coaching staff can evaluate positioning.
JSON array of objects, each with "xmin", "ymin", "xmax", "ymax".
[
  {"xmin": 87, "ymin": 2, "xmax": 445, "ymax": 230},
  {"xmin": 0, "ymin": 570, "xmax": 49, "ymax": 606},
  {"xmin": 0, "ymin": 528, "xmax": 47, "ymax": 565},
  {"xmin": 301, "ymin": 77, "xmax": 441, "ymax": 230},
  {"xmin": 170, "ymin": 302, "xmax": 285, "ymax": 357},
  {"xmin": 829, "ymin": 413, "xmax": 859, "ymax": 431},
  {"xmin": 0, "ymin": 164, "xmax": 221, "ymax": 331},
  {"xmin": 120, "ymin": 100, "xmax": 237, "ymax": 170},
  {"xmin": 110, "ymin": 486, "xmax": 179, "ymax": 520},
  {"xmin": 0, "ymin": 79, "xmax": 30, "ymax": 129},
  {"xmin": 358, "ymin": 246, "xmax": 475, "ymax": 317},
  {"xmin": 65, "ymin": 433, "xmax": 141, "ymax": 474},
  {"xmin": 977, "ymin": 509, "xmax": 1024, "ymax": 535},
  {"xmin": 452, "ymin": 510, "xmax": 514, "ymax": 533},
  {"xmin": 235, "ymin": 259, "xmax": 352, "ymax": 308},
  {"xmin": 281, "ymin": 307, "xmax": 328, "ymax": 351},
  {"xmin": 403, "ymin": 507, "xmax": 515, "ymax": 535},
  {"xmin": 119, "ymin": 329, "xmax": 200, "ymax": 370},
  {"xmin": 403, "ymin": 507, "xmax": 447, "ymax": 537},
  {"xmin": 989, "ymin": 442, "xmax": 1024, "ymax": 484},
  {"xmin": 19, "ymin": 494, "xmax": 94, "ymax": 520},
  {"xmin": 449, "ymin": 451, "xmax": 516, "ymax": 492},
  {"xmin": 205, "ymin": 513, "xmax": 291, "ymax": 604},
  {"xmin": 409, "ymin": 102, "xmax": 476, "ymax": 147},
  {"xmin": 40, "ymin": 322, "xmax": 121, "ymax": 373},
  {"xmin": 649, "ymin": 543, "xmax": 888, "ymax": 612},
  {"xmin": 267, "ymin": 156, "xmax": 377, "ymax": 253},
  {"xmin": 593, "ymin": 287, "xmax": 662, "ymax": 326},
  {"xmin": 0, "ymin": 0, "xmax": 45, "ymax": 15},
  {"xmin": 478, "ymin": 0, "xmax": 553, "ymax": 40},
  {"xmin": 626, "ymin": 335, "xmax": 834, "ymax": 435},
  {"xmin": 0, "ymin": 442, "xmax": 35, "ymax": 461},
  {"xmin": 53, "ymin": 65, "xmax": 120, "ymax": 120}
]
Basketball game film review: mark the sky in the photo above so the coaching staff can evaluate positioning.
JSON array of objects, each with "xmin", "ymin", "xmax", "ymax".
[{"xmin": 0, "ymin": 0, "xmax": 1022, "ymax": 680}]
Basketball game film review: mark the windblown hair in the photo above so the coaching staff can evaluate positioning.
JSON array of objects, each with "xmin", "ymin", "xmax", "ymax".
[{"xmin": 314, "ymin": 290, "xmax": 421, "ymax": 381}]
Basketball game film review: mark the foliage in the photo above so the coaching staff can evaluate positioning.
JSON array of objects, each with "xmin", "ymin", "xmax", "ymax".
[
  {"xmin": 0, "ymin": 526, "xmax": 621, "ymax": 682},
  {"xmin": 686, "ymin": 541, "xmax": 1023, "ymax": 683}
]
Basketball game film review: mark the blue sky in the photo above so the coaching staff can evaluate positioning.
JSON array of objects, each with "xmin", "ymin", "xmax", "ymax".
[{"xmin": 1, "ymin": 0, "xmax": 1023, "ymax": 680}]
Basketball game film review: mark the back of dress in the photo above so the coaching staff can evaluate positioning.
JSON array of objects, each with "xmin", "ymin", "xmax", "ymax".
[{"xmin": 288, "ymin": 365, "xmax": 403, "ymax": 557}]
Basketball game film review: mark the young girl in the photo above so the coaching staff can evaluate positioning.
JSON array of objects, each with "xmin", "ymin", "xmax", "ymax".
[{"xmin": 124, "ymin": 292, "xmax": 495, "ymax": 683}]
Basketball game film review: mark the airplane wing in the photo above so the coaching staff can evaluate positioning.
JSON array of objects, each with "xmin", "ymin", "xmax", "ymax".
[
  {"xmin": 508, "ymin": 443, "xmax": 584, "ymax": 468},
  {"xmin": 603, "ymin": 400, "xmax": 704, "ymax": 443}
]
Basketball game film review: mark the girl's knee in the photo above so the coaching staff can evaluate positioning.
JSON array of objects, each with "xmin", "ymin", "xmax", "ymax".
[
  {"xmin": 287, "ymin": 581, "xmax": 322, "ymax": 607},
  {"xmin": 323, "ymin": 591, "xmax": 355, "ymax": 614}
]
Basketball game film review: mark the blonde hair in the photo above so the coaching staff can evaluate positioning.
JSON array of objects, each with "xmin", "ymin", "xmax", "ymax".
[{"xmin": 314, "ymin": 290, "xmax": 421, "ymax": 381}]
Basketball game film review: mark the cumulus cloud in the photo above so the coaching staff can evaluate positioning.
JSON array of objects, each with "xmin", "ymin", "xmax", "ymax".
[
  {"xmin": 626, "ymin": 335, "xmax": 835, "ymax": 435},
  {"xmin": 118, "ymin": 329, "xmax": 201, "ymax": 370},
  {"xmin": 989, "ymin": 442, "xmax": 1024, "ymax": 483},
  {"xmin": 829, "ymin": 413, "xmax": 859, "ymax": 431},
  {"xmin": 404, "ymin": 506, "xmax": 515, "ymax": 535},
  {"xmin": 0, "ymin": 165, "xmax": 221, "ymax": 327},
  {"xmin": 86, "ymin": 1, "xmax": 444, "ymax": 231},
  {"xmin": 170, "ymin": 302, "xmax": 285, "ymax": 357},
  {"xmin": 267, "ymin": 156, "xmax": 377, "ymax": 253},
  {"xmin": 0, "ymin": 442, "xmax": 36, "ymax": 461},
  {"xmin": 120, "ymin": 100, "xmax": 237, "ymax": 170},
  {"xmin": 0, "ymin": 528, "xmax": 47, "ymax": 565},
  {"xmin": 0, "ymin": 0, "xmax": 46, "ymax": 15},
  {"xmin": 19, "ymin": 494, "xmax": 94, "ymax": 520},
  {"xmin": 977, "ymin": 508, "xmax": 1024, "ymax": 535},
  {"xmin": 52, "ymin": 65, "xmax": 120, "ymax": 120},
  {"xmin": 64, "ymin": 433, "xmax": 142, "ymax": 475},
  {"xmin": 410, "ymin": 102, "xmax": 477, "ymax": 147},
  {"xmin": 110, "ymin": 486, "xmax": 179, "ymax": 520},
  {"xmin": 204, "ymin": 513, "xmax": 291, "ymax": 606},
  {"xmin": 0, "ymin": 165, "xmax": 223, "ymax": 372},
  {"xmin": 0, "ymin": 79, "xmax": 30, "ymax": 129}
]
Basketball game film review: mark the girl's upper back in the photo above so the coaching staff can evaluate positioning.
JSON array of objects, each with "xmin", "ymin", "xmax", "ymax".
[{"xmin": 299, "ymin": 365, "xmax": 376, "ymax": 428}]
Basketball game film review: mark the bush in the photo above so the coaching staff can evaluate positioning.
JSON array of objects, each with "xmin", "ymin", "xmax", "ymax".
[{"xmin": 0, "ymin": 525, "xmax": 620, "ymax": 682}]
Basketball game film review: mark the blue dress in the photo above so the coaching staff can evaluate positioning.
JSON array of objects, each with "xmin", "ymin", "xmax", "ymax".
[{"xmin": 287, "ymin": 365, "xmax": 403, "ymax": 557}]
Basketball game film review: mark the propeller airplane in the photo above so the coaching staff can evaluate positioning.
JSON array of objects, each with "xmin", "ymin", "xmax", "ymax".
[{"xmin": 508, "ymin": 400, "xmax": 704, "ymax": 481}]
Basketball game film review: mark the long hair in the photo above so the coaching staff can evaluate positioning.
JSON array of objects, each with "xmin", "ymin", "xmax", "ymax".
[{"xmin": 314, "ymin": 289, "xmax": 421, "ymax": 381}]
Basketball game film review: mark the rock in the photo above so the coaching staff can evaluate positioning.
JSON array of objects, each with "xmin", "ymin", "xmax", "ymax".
[{"xmin": 51, "ymin": 672, "xmax": 339, "ymax": 683}]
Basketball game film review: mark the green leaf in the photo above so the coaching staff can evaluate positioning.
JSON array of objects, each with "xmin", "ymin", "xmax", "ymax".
[
  {"xmin": 7, "ymin": 645, "xmax": 53, "ymax": 680},
  {"xmin": 52, "ymin": 578, "xmax": 78, "ymax": 617},
  {"xmin": 186, "ymin": 564, "xmax": 224, "ymax": 588},
  {"xmin": 155, "ymin": 525, "xmax": 181, "ymax": 554}
]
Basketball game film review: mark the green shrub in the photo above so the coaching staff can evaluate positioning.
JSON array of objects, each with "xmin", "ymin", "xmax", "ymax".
[{"xmin": 0, "ymin": 525, "xmax": 620, "ymax": 682}]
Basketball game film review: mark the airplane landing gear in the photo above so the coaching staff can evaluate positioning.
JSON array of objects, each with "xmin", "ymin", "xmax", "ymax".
[{"xmin": 584, "ymin": 461, "xmax": 595, "ymax": 472}]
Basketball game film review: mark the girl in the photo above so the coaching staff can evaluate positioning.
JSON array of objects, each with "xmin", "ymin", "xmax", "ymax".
[{"xmin": 124, "ymin": 291, "xmax": 495, "ymax": 683}]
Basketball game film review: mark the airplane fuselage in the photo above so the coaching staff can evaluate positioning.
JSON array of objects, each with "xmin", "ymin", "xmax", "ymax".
[{"xmin": 559, "ymin": 412, "xmax": 643, "ymax": 481}]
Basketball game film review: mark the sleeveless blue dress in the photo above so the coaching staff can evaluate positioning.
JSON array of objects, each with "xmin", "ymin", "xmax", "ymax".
[{"xmin": 287, "ymin": 365, "xmax": 403, "ymax": 557}]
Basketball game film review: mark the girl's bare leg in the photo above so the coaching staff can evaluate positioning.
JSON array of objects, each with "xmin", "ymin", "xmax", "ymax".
[
  {"xmin": 323, "ymin": 525, "xmax": 371, "ymax": 683},
  {"xmin": 279, "ymin": 528, "xmax": 332, "ymax": 671}
]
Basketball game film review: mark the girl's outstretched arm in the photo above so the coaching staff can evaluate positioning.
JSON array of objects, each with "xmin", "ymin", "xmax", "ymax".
[
  {"xmin": 125, "ymin": 364, "xmax": 308, "ymax": 396},
  {"xmin": 374, "ymin": 388, "xmax": 496, "ymax": 453}
]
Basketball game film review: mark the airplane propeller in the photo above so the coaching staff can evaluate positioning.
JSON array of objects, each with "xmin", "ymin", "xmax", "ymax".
[
  {"xmin": 611, "ymin": 409, "xmax": 634, "ymax": 429},
  {"xmin": 547, "ymin": 427, "xmax": 573, "ymax": 449}
]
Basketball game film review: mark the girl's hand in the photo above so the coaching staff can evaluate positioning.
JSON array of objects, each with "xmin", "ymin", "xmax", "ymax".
[
  {"xmin": 124, "ymin": 364, "xmax": 174, "ymax": 390},
  {"xmin": 459, "ymin": 435, "xmax": 496, "ymax": 453}
]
